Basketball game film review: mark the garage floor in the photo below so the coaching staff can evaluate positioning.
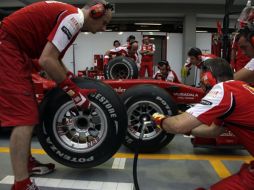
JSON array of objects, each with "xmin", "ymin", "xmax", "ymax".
[{"xmin": 0, "ymin": 131, "xmax": 252, "ymax": 190}]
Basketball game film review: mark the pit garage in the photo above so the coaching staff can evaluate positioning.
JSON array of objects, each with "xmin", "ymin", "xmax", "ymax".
[{"xmin": 0, "ymin": 0, "xmax": 253, "ymax": 190}]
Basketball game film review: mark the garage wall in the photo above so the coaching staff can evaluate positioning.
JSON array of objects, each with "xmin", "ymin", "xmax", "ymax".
[
  {"xmin": 166, "ymin": 33, "xmax": 183, "ymax": 82},
  {"xmin": 62, "ymin": 32, "xmax": 211, "ymax": 85},
  {"xmin": 62, "ymin": 32, "xmax": 142, "ymax": 73}
]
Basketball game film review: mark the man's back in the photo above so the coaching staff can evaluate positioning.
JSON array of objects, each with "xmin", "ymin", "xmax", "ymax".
[
  {"xmin": 189, "ymin": 80, "xmax": 254, "ymax": 155},
  {"xmin": 1, "ymin": 1, "xmax": 82, "ymax": 58}
]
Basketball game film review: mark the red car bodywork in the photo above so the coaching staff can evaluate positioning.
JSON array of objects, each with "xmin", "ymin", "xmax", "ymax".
[{"xmin": 32, "ymin": 74, "xmax": 242, "ymax": 149}]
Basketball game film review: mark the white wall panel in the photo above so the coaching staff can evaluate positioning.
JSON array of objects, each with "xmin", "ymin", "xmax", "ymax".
[
  {"xmin": 62, "ymin": 32, "xmax": 142, "ymax": 74},
  {"xmin": 63, "ymin": 31, "xmax": 211, "ymax": 85},
  {"xmin": 167, "ymin": 33, "xmax": 183, "ymax": 82}
]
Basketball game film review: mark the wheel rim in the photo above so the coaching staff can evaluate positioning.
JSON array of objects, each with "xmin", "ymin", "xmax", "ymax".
[
  {"xmin": 127, "ymin": 100, "xmax": 163, "ymax": 140},
  {"xmin": 110, "ymin": 62, "xmax": 130, "ymax": 79},
  {"xmin": 52, "ymin": 101, "xmax": 108, "ymax": 153}
]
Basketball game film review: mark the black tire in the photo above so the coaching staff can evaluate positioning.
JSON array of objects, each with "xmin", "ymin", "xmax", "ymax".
[
  {"xmin": 104, "ymin": 56, "xmax": 138, "ymax": 79},
  {"xmin": 36, "ymin": 78, "xmax": 127, "ymax": 168},
  {"xmin": 121, "ymin": 84, "xmax": 178, "ymax": 153}
]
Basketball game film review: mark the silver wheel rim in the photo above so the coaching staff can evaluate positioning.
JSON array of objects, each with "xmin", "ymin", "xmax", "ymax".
[
  {"xmin": 52, "ymin": 101, "xmax": 108, "ymax": 153},
  {"xmin": 127, "ymin": 100, "xmax": 163, "ymax": 140}
]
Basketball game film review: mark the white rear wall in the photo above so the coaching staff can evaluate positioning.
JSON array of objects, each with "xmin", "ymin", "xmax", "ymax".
[{"xmin": 62, "ymin": 32, "xmax": 212, "ymax": 84}]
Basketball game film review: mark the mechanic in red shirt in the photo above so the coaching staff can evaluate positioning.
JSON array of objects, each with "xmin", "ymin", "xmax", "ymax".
[
  {"xmin": 153, "ymin": 60, "xmax": 180, "ymax": 83},
  {"xmin": 0, "ymin": 0, "xmax": 113, "ymax": 189},
  {"xmin": 139, "ymin": 36, "xmax": 156, "ymax": 78},
  {"xmin": 103, "ymin": 40, "xmax": 139, "ymax": 65},
  {"xmin": 183, "ymin": 47, "xmax": 217, "ymax": 85},
  {"xmin": 234, "ymin": 27, "xmax": 254, "ymax": 83},
  {"xmin": 152, "ymin": 58, "xmax": 254, "ymax": 190},
  {"xmin": 184, "ymin": 47, "xmax": 217, "ymax": 73},
  {"xmin": 230, "ymin": 32, "xmax": 251, "ymax": 72}
]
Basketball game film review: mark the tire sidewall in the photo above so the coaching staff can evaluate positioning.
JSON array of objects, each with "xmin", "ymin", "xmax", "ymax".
[
  {"xmin": 36, "ymin": 78, "xmax": 127, "ymax": 168},
  {"xmin": 121, "ymin": 84, "xmax": 177, "ymax": 152},
  {"xmin": 104, "ymin": 56, "xmax": 138, "ymax": 79}
]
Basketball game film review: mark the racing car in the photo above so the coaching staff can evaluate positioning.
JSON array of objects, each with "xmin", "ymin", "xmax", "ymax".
[{"xmin": 31, "ymin": 61, "xmax": 242, "ymax": 169}]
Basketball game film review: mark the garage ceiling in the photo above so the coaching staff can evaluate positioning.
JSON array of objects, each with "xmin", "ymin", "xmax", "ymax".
[{"xmin": 0, "ymin": 0, "xmax": 251, "ymax": 32}]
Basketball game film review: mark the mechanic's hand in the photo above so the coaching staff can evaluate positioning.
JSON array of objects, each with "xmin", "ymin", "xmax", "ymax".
[
  {"xmin": 59, "ymin": 77, "xmax": 96, "ymax": 111},
  {"xmin": 152, "ymin": 113, "xmax": 166, "ymax": 129}
]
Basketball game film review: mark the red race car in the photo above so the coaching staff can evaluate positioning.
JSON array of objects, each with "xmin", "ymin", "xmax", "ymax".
[{"xmin": 32, "ymin": 70, "xmax": 242, "ymax": 169}]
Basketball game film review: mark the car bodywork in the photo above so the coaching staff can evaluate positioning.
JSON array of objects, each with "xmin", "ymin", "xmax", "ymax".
[{"xmin": 32, "ymin": 74, "xmax": 242, "ymax": 149}]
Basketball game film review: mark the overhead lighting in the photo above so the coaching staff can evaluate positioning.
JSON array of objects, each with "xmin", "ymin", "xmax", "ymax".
[
  {"xmin": 135, "ymin": 23, "xmax": 162, "ymax": 26},
  {"xmin": 106, "ymin": 29, "xmax": 113, "ymax": 32},
  {"xmin": 196, "ymin": 30, "xmax": 208, "ymax": 33},
  {"xmin": 118, "ymin": 32, "xmax": 123, "ymax": 35},
  {"xmin": 136, "ymin": 29, "xmax": 160, "ymax": 32}
]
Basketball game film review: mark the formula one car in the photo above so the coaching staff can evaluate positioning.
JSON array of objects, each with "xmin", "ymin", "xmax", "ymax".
[{"xmin": 32, "ymin": 69, "xmax": 242, "ymax": 169}]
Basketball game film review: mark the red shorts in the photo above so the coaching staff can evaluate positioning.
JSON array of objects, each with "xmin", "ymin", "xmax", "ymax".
[
  {"xmin": 0, "ymin": 29, "xmax": 39, "ymax": 127},
  {"xmin": 210, "ymin": 161, "xmax": 254, "ymax": 190}
]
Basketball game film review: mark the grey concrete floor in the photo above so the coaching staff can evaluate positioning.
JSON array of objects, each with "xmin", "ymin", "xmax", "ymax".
[{"xmin": 0, "ymin": 129, "xmax": 252, "ymax": 190}]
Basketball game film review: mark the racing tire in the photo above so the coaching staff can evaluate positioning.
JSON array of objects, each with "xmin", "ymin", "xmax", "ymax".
[
  {"xmin": 121, "ymin": 84, "xmax": 178, "ymax": 153},
  {"xmin": 35, "ymin": 78, "xmax": 127, "ymax": 168},
  {"xmin": 104, "ymin": 56, "xmax": 138, "ymax": 79}
]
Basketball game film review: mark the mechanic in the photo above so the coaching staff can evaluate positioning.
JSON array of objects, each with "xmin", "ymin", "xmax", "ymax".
[
  {"xmin": 103, "ymin": 40, "xmax": 139, "ymax": 65},
  {"xmin": 153, "ymin": 60, "xmax": 180, "ymax": 83},
  {"xmin": 234, "ymin": 27, "xmax": 254, "ymax": 83},
  {"xmin": 139, "ymin": 36, "xmax": 156, "ymax": 78},
  {"xmin": 103, "ymin": 40, "xmax": 122, "ymax": 64},
  {"xmin": 230, "ymin": 32, "xmax": 251, "ymax": 72},
  {"xmin": 183, "ymin": 48, "xmax": 216, "ymax": 75},
  {"xmin": 152, "ymin": 58, "xmax": 254, "ymax": 190},
  {"xmin": 124, "ymin": 34, "xmax": 136, "ymax": 47},
  {"xmin": 0, "ymin": 0, "xmax": 113, "ymax": 189},
  {"xmin": 230, "ymin": 5, "xmax": 254, "ymax": 83},
  {"xmin": 113, "ymin": 40, "xmax": 121, "ymax": 48}
]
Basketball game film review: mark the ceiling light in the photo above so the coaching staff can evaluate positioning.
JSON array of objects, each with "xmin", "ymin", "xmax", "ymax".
[
  {"xmin": 136, "ymin": 29, "xmax": 160, "ymax": 32},
  {"xmin": 118, "ymin": 32, "xmax": 123, "ymax": 35},
  {"xmin": 106, "ymin": 29, "xmax": 113, "ymax": 32},
  {"xmin": 135, "ymin": 23, "xmax": 162, "ymax": 26},
  {"xmin": 196, "ymin": 30, "xmax": 208, "ymax": 33}
]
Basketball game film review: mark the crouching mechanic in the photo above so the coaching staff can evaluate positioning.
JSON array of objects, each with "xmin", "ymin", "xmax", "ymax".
[
  {"xmin": 0, "ymin": 0, "xmax": 113, "ymax": 189},
  {"xmin": 152, "ymin": 58, "xmax": 254, "ymax": 190},
  {"xmin": 153, "ymin": 60, "xmax": 180, "ymax": 83}
]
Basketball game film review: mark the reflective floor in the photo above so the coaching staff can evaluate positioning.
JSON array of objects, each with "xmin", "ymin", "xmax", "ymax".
[{"xmin": 0, "ymin": 130, "xmax": 251, "ymax": 190}]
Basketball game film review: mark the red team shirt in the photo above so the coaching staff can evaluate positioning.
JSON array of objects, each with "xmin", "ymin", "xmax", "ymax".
[
  {"xmin": 0, "ymin": 1, "xmax": 84, "ymax": 126},
  {"xmin": 186, "ymin": 80, "xmax": 254, "ymax": 156},
  {"xmin": 184, "ymin": 54, "xmax": 217, "ymax": 70},
  {"xmin": 153, "ymin": 70, "xmax": 180, "ymax": 83},
  {"xmin": 104, "ymin": 46, "xmax": 139, "ymax": 64},
  {"xmin": 140, "ymin": 43, "xmax": 155, "ymax": 62},
  {"xmin": 1, "ymin": 1, "xmax": 83, "ymax": 58}
]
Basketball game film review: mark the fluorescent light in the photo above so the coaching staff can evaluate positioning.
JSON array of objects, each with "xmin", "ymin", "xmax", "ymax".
[
  {"xmin": 135, "ymin": 23, "xmax": 162, "ymax": 26},
  {"xmin": 106, "ymin": 29, "xmax": 113, "ymax": 32},
  {"xmin": 136, "ymin": 29, "xmax": 160, "ymax": 32},
  {"xmin": 196, "ymin": 30, "xmax": 208, "ymax": 33},
  {"xmin": 118, "ymin": 32, "xmax": 123, "ymax": 35}
]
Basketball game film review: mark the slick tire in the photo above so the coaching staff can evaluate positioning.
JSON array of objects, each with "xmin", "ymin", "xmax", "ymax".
[
  {"xmin": 36, "ymin": 78, "xmax": 127, "ymax": 168},
  {"xmin": 104, "ymin": 56, "xmax": 138, "ymax": 79},
  {"xmin": 121, "ymin": 84, "xmax": 178, "ymax": 153}
]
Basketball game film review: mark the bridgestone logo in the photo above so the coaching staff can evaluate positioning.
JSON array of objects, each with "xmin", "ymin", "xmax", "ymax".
[{"xmin": 90, "ymin": 93, "xmax": 117, "ymax": 118}]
